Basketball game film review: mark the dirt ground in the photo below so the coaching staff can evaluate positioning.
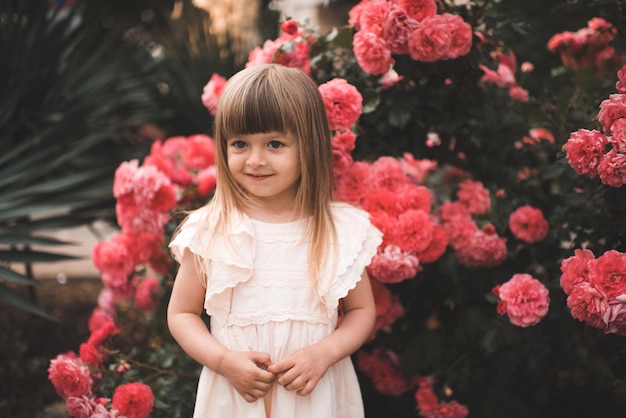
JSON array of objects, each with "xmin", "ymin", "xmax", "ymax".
[{"xmin": 0, "ymin": 278, "xmax": 103, "ymax": 418}]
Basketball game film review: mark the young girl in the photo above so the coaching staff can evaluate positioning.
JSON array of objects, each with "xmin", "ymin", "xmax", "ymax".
[{"xmin": 167, "ymin": 63, "xmax": 382, "ymax": 418}]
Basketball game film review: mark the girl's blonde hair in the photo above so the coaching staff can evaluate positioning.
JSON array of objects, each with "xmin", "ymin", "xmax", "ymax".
[{"xmin": 178, "ymin": 64, "xmax": 336, "ymax": 286}]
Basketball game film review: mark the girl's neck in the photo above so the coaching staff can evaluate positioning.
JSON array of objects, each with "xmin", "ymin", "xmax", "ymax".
[{"xmin": 243, "ymin": 202, "xmax": 302, "ymax": 224}]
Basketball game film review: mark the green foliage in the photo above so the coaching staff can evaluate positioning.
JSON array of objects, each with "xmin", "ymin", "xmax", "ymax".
[
  {"xmin": 0, "ymin": 0, "xmax": 237, "ymax": 316},
  {"xmin": 0, "ymin": 0, "xmax": 163, "ymax": 316}
]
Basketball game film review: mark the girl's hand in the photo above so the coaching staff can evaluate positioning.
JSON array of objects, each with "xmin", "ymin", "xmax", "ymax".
[
  {"xmin": 267, "ymin": 344, "xmax": 331, "ymax": 396},
  {"xmin": 220, "ymin": 351, "xmax": 276, "ymax": 402}
]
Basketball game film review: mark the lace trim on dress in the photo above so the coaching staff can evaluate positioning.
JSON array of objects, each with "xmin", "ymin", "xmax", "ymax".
[
  {"xmin": 225, "ymin": 311, "xmax": 330, "ymax": 327},
  {"xmin": 317, "ymin": 203, "xmax": 383, "ymax": 315}
]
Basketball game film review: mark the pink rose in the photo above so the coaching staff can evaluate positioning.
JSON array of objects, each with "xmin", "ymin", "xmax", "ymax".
[
  {"xmin": 382, "ymin": 4, "xmax": 420, "ymax": 55},
  {"xmin": 352, "ymin": 30, "xmax": 395, "ymax": 75},
  {"xmin": 181, "ymin": 134, "xmax": 215, "ymax": 170},
  {"xmin": 393, "ymin": 209, "xmax": 435, "ymax": 253},
  {"xmin": 318, "ymin": 78, "xmax": 363, "ymax": 130},
  {"xmin": 87, "ymin": 318, "xmax": 120, "ymax": 347},
  {"xmin": 79, "ymin": 343, "xmax": 103, "ymax": 369},
  {"xmin": 414, "ymin": 224, "xmax": 449, "ymax": 264},
  {"xmin": 443, "ymin": 13, "xmax": 473, "ymax": 59},
  {"xmin": 408, "ymin": 13, "xmax": 470, "ymax": 62},
  {"xmin": 560, "ymin": 248, "xmax": 595, "ymax": 295},
  {"xmin": 598, "ymin": 149, "xmax": 626, "ymax": 187},
  {"xmin": 597, "ymin": 93, "xmax": 626, "ymax": 133},
  {"xmin": 587, "ymin": 250, "xmax": 626, "ymax": 300},
  {"xmin": 609, "ymin": 117, "xmax": 626, "ymax": 152},
  {"xmin": 88, "ymin": 307, "xmax": 114, "ymax": 333},
  {"xmin": 368, "ymin": 156, "xmax": 407, "ymax": 191},
  {"xmin": 400, "ymin": 152, "xmax": 437, "ymax": 184},
  {"xmin": 134, "ymin": 276, "xmax": 163, "ymax": 311},
  {"xmin": 334, "ymin": 161, "xmax": 371, "ymax": 205},
  {"xmin": 479, "ymin": 63, "xmax": 516, "ymax": 88},
  {"xmin": 456, "ymin": 225, "xmax": 507, "ymax": 268},
  {"xmin": 362, "ymin": 187, "xmax": 402, "ymax": 217},
  {"xmin": 112, "ymin": 382, "xmax": 154, "ymax": 418},
  {"xmin": 456, "ymin": 179, "xmax": 491, "ymax": 215},
  {"xmin": 48, "ymin": 354, "xmax": 92, "ymax": 399},
  {"xmin": 396, "ymin": 0, "xmax": 437, "ymax": 22},
  {"xmin": 357, "ymin": 349, "xmax": 410, "ymax": 396},
  {"xmin": 357, "ymin": 0, "xmax": 393, "ymax": 36},
  {"xmin": 421, "ymin": 401, "xmax": 469, "ymax": 418},
  {"xmin": 508, "ymin": 205, "xmax": 549, "ymax": 243},
  {"xmin": 564, "ymin": 129, "xmax": 609, "ymax": 177},
  {"xmin": 496, "ymin": 273, "xmax": 550, "ymax": 327},
  {"xmin": 331, "ymin": 129, "xmax": 356, "ymax": 153},
  {"xmin": 439, "ymin": 202, "xmax": 477, "ymax": 250},
  {"xmin": 368, "ymin": 245, "xmax": 421, "ymax": 283},
  {"xmin": 567, "ymin": 281, "xmax": 609, "ymax": 330},
  {"xmin": 416, "ymin": 378, "xmax": 469, "ymax": 418},
  {"xmin": 616, "ymin": 64, "xmax": 626, "ymax": 93},
  {"xmin": 396, "ymin": 183, "xmax": 432, "ymax": 214},
  {"xmin": 66, "ymin": 396, "xmax": 112, "ymax": 418},
  {"xmin": 509, "ymin": 85, "xmax": 529, "ymax": 102},
  {"xmin": 331, "ymin": 146, "xmax": 354, "ymax": 177},
  {"xmin": 603, "ymin": 302, "xmax": 626, "ymax": 335},
  {"xmin": 368, "ymin": 278, "xmax": 404, "ymax": 341},
  {"xmin": 201, "ymin": 73, "xmax": 226, "ymax": 116},
  {"xmin": 196, "ymin": 165, "xmax": 217, "ymax": 198},
  {"xmin": 101, "ymin": 272, "xmax": 135, "ymax": 299},
  {"xmin": 92, "ymin": 233, "xmax": 137, "ymax": 280}
]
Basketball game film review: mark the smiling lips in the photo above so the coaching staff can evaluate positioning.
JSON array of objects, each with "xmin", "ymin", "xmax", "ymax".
[{"xmin": 246, "ymin": 173, "xmax": 272, "ymax": 180}]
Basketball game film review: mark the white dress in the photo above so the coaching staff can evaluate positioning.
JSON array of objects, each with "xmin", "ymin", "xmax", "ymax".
[{"xmin": 169, "ymin": 202, "xmax": 382, "ymax": 418}]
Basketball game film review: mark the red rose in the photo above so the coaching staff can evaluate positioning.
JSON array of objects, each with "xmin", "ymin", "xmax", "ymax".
[{"xmin": 112, "ymin": 382, "xmax": 154, "ymax": 418}]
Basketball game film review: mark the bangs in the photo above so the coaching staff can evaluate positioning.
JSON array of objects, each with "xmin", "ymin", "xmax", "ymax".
[{"xmin": 219, "ymin": 71, "xmax": 297, "ymax": 138}]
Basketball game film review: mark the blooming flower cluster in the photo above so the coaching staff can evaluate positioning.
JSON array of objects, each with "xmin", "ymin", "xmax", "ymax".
[
  {"xmin": 415, "ymin": 378, "xmax": 469, "ymax": 418},
  {"xmin": 436, "ymin": 179, "xmax": 508, "ymax": 268},
  {"xmin": 565, "ymin": 64, "xmax": 626, "ymax": 187},
  {"xmin": 50, "ymin": 134, "xmax": 218, "ymax": 417},
  {"xmin": 478, "ymin": 51, "xmax": 530, "ymax": 102},
  {"xmin": 201, "ymin": 73, "xmax": 226, "ymax": 116},
  {"xmin": 516, "ymin": 127, "xmax": 554, "ymax": 149},
  {"xmin": 348, "ymin": 0, "xmax": 473, "ymax": 75},
  {"xmin": 560, "ymin": 249, "xmax": 626, "ymax": 335},
  {"xmin": 493, "ymin": 273, "xmax": 550, "ymax": 327},
  {"xmin": 49, "ymin": 348, "xmax": 154, "ymax": 417},
  {"xmin": 547, "ymin": 18, "xmax": 625, "ymax": 77},
  {"xmin": 356, "ymin": 348, "xmax": 411, "ymax": 396},
  {"xmin": 246, "ymin": 19, "xmax": 315, "ymax": 73},
  {"xmin": 335, "ymin": 155, "xmax": 447, "ymax": 281}
]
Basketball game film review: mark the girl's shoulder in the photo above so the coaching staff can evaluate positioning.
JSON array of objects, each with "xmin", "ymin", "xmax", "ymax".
[
  {"xmin": 330, "ymin": 201, "xmax": 375, "ymax": 226},
  {"xmin": 329, "ymin": 201, "xmax": 382, "ymax": 244},
  {"xmin": 169, "ymin": 204, "xmax": 230, "ymax": 261}
]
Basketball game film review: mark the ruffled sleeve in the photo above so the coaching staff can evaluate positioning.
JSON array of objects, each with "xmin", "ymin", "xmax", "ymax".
[
  {"xmin": 168, "ymin": 208, "xmax": 257, "ymax": 316},
  {"xmin": 169, "ymin": 209, "xmax": 210, "ymax": 263},
  {"xmin": 318, "ymin": 202, "xmax": 383, "ymax": 313}
]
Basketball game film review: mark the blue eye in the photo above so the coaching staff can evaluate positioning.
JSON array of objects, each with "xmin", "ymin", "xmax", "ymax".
[
  {"xmin": 268, "ymin": 141, "xmax": 283, "ymax": 149},
  {"xmin": 231, "ymin": 140, "xmax": 247, "ymax": 149}
]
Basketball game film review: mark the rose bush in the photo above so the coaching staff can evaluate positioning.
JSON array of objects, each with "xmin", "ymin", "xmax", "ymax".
[{"xmin": 48, "ymin": 1, "xmax": 626, "ymax": 417}]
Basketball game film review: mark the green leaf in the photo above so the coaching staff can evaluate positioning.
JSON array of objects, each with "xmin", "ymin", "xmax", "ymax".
[
  {"xmin": 0, "ymin": 249, "xmax": 80, "ymax": 263},
  {"xmin": 0, "ymin": 266, "xmax": 39, "ymax": 286},
  {"xmin": 0, "ymin": 283, "xmax": 56, "ymax": 321}
]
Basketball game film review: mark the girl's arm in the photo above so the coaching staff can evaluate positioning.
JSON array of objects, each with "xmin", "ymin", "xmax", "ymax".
[
  {"xmin": 267, "ymin": 270, "xmax": 376, "ymax": 395},
  {"xmin": 167, "ymin": 249, "xmax": 276, "ymax": 402}
]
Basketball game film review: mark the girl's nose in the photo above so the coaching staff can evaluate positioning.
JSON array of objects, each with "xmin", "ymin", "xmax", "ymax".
[{"xmin": 247, "ymin": 148, "xmax": 267, "ymax": 168}]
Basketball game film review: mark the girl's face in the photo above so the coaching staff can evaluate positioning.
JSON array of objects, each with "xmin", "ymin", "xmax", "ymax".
[{"xmin": 226, "ymin": 131, "xmax": 301, "ymax": 212}]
